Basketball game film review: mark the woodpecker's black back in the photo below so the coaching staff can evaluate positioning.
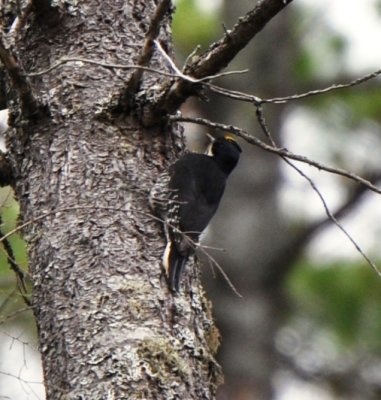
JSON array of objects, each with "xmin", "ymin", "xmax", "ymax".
[{"xmin": 163, "ymin": 135, "xmax": 242, "ymax": 292}]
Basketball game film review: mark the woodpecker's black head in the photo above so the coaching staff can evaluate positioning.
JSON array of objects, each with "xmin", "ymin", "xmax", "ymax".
[{"xmin": 207, "ymin": 134, "xmax": 242, "ymax": 175}]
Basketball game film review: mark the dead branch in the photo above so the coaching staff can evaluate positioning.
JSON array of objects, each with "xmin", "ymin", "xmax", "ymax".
[
  {"xmin": 27, "ymin": 53, "xmax": 249, "ymax": 85},
  {"xmin": 206, "ymin": 68, "xmax": 381, "ymax": 105},
  {"xmin": 157, "ymin": 0, "xmax": 294, "ymax": 114},
  {"xmin": 253, "ymin": 105, "xmax": 381, "ymax": 277},
  {"xmin": 26, "ymin": 56, "xmax": 181, "ymax": 78},
  {"xmin": 0, "ymin": 32, "xmax": 39, "ymax": 117},
  {"xmin": 116, "ymin": 0, "xmax": 172, "ymax": 111},
  {"xmin": 0, "ymin": 306, "xmax": 32, "ymax": 325},
  {"xmin": 0, "ymin": 234, "xmax": 31, "ymax": 305},
  {"xmin": 170, "ymin": 115, "xmax": 381, "ymax": 196},
  {"xmin": 287, "ymin": 159, "xmax": 381, "ymax": 277},
  {"xmin": 154, "ymin": 40, "xmax": 249, "ymax": 83},
  {"xmin": 264, "ymin": 68, "xmax": 381, "ymax": 104}
]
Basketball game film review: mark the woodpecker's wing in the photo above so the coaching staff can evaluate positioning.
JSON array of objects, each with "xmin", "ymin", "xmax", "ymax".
[
  {"xmin": 160, "ymin": 136, "xmax": 242, "ymax": 292},
  {"xmin": 169, "ymin": 153, "xmax": 227, "ymax": 238}
]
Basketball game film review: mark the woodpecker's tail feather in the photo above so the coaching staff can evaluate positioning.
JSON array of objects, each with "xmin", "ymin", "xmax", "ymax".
[{"xmin": 163, "ymin": 241, "xmax": 188, "ymax": 292}]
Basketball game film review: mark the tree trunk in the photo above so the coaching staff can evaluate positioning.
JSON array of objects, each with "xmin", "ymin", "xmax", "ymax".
[{"xmin": 5, "ymin": 1, "xmax": 221, "ymax": 398}]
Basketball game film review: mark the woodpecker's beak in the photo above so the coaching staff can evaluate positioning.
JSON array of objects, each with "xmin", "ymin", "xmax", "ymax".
[{"xmin": 205, "ymin": 133, "xmax": 215, "ymax": 156}]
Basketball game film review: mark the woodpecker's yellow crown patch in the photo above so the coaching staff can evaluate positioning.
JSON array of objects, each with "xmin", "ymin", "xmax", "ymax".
[{"xmin": 224, "ymin": 134, "xmax": 236, "ymax": 142}]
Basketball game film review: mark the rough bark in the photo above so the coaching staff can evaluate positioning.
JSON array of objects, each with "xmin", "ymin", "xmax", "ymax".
[{"xmin": 4, "ymin": 0, "xmax": 221, "ymax": 398}]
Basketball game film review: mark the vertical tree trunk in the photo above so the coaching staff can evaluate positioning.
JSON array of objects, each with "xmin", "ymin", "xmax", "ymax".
[{"xmin": 5, "ymin": 1, "xmax": 221, "ymax": 398}]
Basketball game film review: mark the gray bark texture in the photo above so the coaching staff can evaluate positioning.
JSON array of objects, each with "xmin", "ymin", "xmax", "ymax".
[{"xmin": 4, "ymin": 0, "xmax": 221, "ymax": 398}]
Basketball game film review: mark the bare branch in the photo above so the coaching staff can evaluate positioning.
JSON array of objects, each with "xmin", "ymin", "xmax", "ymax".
[
  {"xmin": 255, "ymin": 106, "xmax": 381, "ymax": 278},
  {"xmin": 7, "ymin": 1, "xmax": 35, "ymax": 44},
  {"xmin": 0, "ymin": 306, "xmax": 32, "ymax": 325},
  {"xmin": 26, "ymin": 55, "xmax": 249, "ymax": 86},
  {"xmin": 188, "ymin": 0, "xmax": 293, "ymax": 79},
  {"xmin": 27, "ymin": 56, "xmax": 175, "ymax": 78},
  {"xmin": 0, "ymin": 289, "xmax": 16, "ymax": 313},
  {"xmin": 207, "ymin": 67, "xmax": 381, "ymax": 105},
  {"xmin": 170, "ymin": 115, "xmax": 381, "ymax": 196},
  {"xmin": 155, "ymin": 39, "xmax": 249, "ymax": 83},
  {"xmin": 208, "ymin": 83, "xmax": 263, "ymax": 104},
  {"xmin": 264, "ymin": 68, "xmax": 381, "ymax": 104},
  {"xmin": 0, "ymin": 201, "xmax": 242, "ymax": 296},
  {"xmin": 286, "ymin": 158, "xmax": 381, "ymax": 277},
  {"xmin": 262, "ymin": 174, "xmax": 377, "ymax": 287},
  {"xmin": 0, "ymin": 236, "xmax": 31, "ymax": 305},
  {"xmin": 116, "ymin": 0, "xmax": 172, "ymax": 111},
  {"xmin": 197, "ymin": 244, "xmax": 243, "ymax": 298},
  {"xmin": 27, "ymin": 56, "xmax": 180, "ymax": 78},
  {"xmin": 314, "ymin": 173, "xmax": 381, "ymax": 231},
  {"xmin": 0, "ymin": 32, "xmax": 39, "ymax": 117},
  {"xmin": 158, "ymin": 0, "xmax": 294, "ymax": 113}
]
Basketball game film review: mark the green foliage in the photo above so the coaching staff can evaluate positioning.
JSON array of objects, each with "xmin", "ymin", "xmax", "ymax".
[
  {"xmin": 375, "ymin": 0, "xmax": 381, "ymax": 16},
  {"xmin": 333, "ymin": 90, "xmax": 381, "ymax": 123},
  {"xmin": 297, "ymin": 88, "xmax": 381, "ymax": 131},
  {"xmin": 286, "ymin": 260, "xmax": 381, "ymax": 350},
  {"xmin": 0, "ymin": 187, "xmax": 32, "ymax": 332},
  {"xmin": 0, "ymin": 187, "xmax": 28, "ymax": 276},
  {"xmin": 0, "ymin": 187, "xmax": 28, "ymax": 312},
  {"xmin": 172, "ymin": 0, "xmax": 220, "ymax": 55},
  {"xmin": 293, "ymin": 32, "xmax": 348, "ymax": 84}
]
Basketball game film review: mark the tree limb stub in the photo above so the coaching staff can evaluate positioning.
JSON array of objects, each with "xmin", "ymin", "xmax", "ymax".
[
  {"xmin": 118, "ymin": 0, "xmax": 173, "ymax": 111},
  {"xmin": 0, "ymin": 33, "xmax": 40, "ymax": 117}
]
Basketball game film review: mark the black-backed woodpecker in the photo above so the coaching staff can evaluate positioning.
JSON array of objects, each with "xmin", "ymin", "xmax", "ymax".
[{"xmin": 151, "ymin": 134, "xmax": 242, "ymax": 292}]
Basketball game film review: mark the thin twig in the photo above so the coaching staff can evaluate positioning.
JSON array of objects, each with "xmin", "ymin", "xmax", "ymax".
[
  {"xmin": 0, "ymin": 203, "xmax": 241, "ymax": 296},
  {"xmin": 197, "ymin": 244, "xmax": 242, "ymax": 298},
  {"xmin": 170, "ymin": 115, "xmax": 381, "ymax": 196},
  {"xmin": 207, "ymin": 83, "xmax": 262, "ymax": 104},
  {"xmin": 155, "ymin": 39, "xmax": 196, "ymax": 82},
  {"xmin": 0, "ymin": 306, "xmax": 32, "ymax": 325},
  {"xmin": 182, "ymin": 45, "xmax": 201, "ymax": 71},
  {"xmin": 0, "ymin": 235, "xmax": 31, "ymax": 305},
  {"xmin": 207, "ymin": 68, "xmax": 381, "ymax": 105},
  {"xmin": 0, "ymin": 289, "xmax": 16, "ymax": 313},
  {"xmin": 0, "ymin": 370, "xmax": 43, "ymax": 385},
  {"xmin": 26, "ymin": 57, "xmax": 179, "ymax": 78},
  {"xmin": 286, "ymin": 159, "xmax": 381, "ymax": 277},
  {"xmin": 264, "ymin": 68, "xmax": 381, "ymax": 104},
  {"xmin": 157, "ymin": 0, "xmax": 294, "ymax": 113},
  {"xmin": 155, "ymin": 40, "xmax": 249, "ymax": 83},
  {"xmin": 27, "ymin": 54, "xmax": 249, "ymax": 84},
  {"xmin": 254, "ymin": 106, "xmax": 381, "ymax": 277}
]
